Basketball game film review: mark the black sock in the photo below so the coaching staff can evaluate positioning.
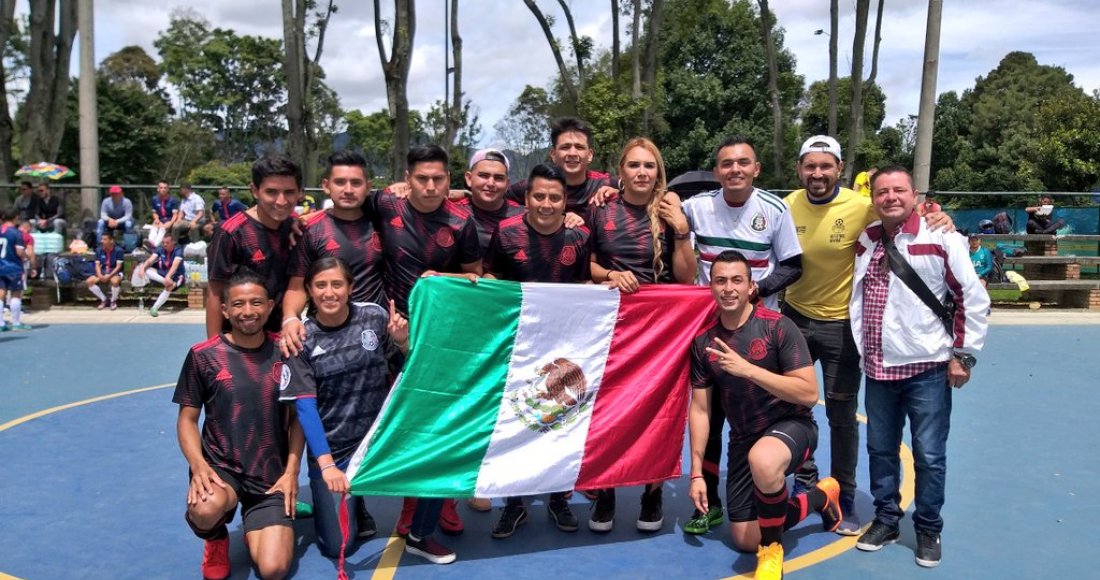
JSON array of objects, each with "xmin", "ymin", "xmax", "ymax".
[
  {"xmin": 754, "ymin": 483, "xmax": 788, "ymax": 546},
  {"xmin": 782, "ymin": 488, "xmax": 825, "ymax": 531}
]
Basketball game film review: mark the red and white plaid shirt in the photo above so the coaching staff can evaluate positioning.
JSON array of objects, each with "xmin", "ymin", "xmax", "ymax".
[{"xmin": 861, "ymin": 233, "xmax": 945, "ymax": 381}]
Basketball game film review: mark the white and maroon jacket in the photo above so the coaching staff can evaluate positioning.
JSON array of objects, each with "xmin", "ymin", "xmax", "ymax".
[{"xmin": 850, "ymin": 211, "xmax": 989, "ymax": 368}]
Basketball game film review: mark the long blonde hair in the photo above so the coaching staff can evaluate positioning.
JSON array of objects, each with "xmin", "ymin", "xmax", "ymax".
[{"xmin": 618, "ymin": 137, "xmax": 669, "ymax": 280}]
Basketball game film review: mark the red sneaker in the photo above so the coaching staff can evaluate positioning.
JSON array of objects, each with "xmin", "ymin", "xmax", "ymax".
[
  {"xmin": 201, "ymin": 537, "xmax": 230, "ymax": 580},
  {"xmin": 439, "ymin": 498, "xmax": 464, "ymax": 535},
  {"xmin": 396, "ymin": 497, "xmax": 417, "ymax": 536}
]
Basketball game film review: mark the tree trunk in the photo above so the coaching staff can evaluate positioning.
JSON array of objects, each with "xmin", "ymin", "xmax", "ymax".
[
  {"xmin": 913, "ymin": 0, "xmax": 943, "ymax": 193},
  {"xmin": 610, "ymin": 0, "xmax": 620, "ymax": 87},
  {"xmin": 443, "ymin": 0, "xmax": 462, "ymax": 149},
  {"xmin": 757, "ymin": 0, "xmax": 783, "ymax": 182},
  {"xmin": 828, "ymin": 0, "xmax": 838, "ymax": 137},
  {"xmin": 554, "ymin": 0, "xmax": 584, "ymax": 90},
  {"xmin": 0, "ymin": 0, "xmax": 18, "ymax": 183},
  {"xmin": 19, "ymin": 0, "xmax": 78, "ymax": 165},
  {"xmin": 281, "ymin": 0, "xmax": 306, "ymax": 176},
  {"xmin": 868, "ymin": 0, "xmax": 885, "ymax": 84},
  {"xmin": 845, "ymin": 0, "xmax": 870, "ymax": 184},
  {"xmin": 631, "ymin": 0, "xmax": 641, "ymax": 100},
  {"xmin": 641, "ymin": 0, "xmax": 665, "ymax": 134},
  {"xmin": 376, "ymin": 0, "xmax": 416, "ymax": 180},
  {"xmin": 523, "ymin": 0, "xmax": 576, "ymax": 112}
]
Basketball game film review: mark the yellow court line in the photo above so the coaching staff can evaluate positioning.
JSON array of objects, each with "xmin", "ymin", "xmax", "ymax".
[
  {"xmin": 0, "ymin": 383, "xmax": 177, "ymax": 580},
  {"xmin": 370, "ymin": 533, "xmax": 408, "ymax": 580},
  {"xmin": 0, "ymin": 383, "xmax": 176, "ymax": 433},
  {"xmin": 721, "ymin": 402, "xmax": 917, "ymax": 579}
]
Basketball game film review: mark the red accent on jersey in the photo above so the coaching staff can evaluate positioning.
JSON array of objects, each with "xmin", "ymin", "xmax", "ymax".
[
  {"xmin": 748, "ymin": 338, "xmax": 768, "ymax": 361},
  {"xmin": 514, "ymin": 249, "xmax": 528, "ymax": 262},
  {"xmin": 215, "ymin": 368, "xmax": 233, "ymax": 382},
  {"xmin": 251, "ymin": 249, "xmax": 265, "ymax": 264},
  {"xmin": 220, "ymin": 212, "xmax": 249, "ymax": 234},
  {"xmin": 435, "ymin": 227, "xmax": 455, "ymax": 248},
  {"xmin": 560, "ymin": 245, "xmax": 577, "ymax": 266},
  {"xmin": 325, "ymin": 238, "xmax": 341, "ymax": 252},
  {"xmin": 390, "ymin": 216, "xmax": 404, "ymax": 228}
]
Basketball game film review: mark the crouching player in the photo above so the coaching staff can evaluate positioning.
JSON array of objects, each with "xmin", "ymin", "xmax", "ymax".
[
  {"xmin": 174, "ymin": 270, "xmax": 304, "ymax": 580},
  {"xmin": 688, "ymin": 251, "xmax": 842, "ymax": 579}
]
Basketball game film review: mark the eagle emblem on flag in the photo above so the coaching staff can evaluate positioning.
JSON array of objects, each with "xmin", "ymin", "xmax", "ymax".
[{"xmin": 509, "ymin": 358, "xmax": 593, "ymax": 433}]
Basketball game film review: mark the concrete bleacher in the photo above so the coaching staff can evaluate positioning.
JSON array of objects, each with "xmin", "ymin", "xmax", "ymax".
[
  {"xmin": 977, "ymin": 233, "xmax": 1100, "ymax": 310},
  {"xmin": 27, "ymin": 250, "xmax": 206, "ymax": 311}
]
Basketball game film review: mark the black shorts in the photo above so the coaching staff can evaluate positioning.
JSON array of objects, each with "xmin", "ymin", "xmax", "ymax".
[
  {"xmin": 726, "ymin": 417, "xmax": 818, "ymax": 523},
  {"xmin": 186, "ymin": 465, "xmax": 292, "ymax": 535}
]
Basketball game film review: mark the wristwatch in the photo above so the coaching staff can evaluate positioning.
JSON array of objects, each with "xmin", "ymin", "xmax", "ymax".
[{"xmin": 953, "ymin": 352, "xmax": 977, "ymax": 369}]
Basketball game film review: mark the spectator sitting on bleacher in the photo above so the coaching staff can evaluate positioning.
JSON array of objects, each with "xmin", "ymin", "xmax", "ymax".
[
  {"xmin": 87, "ymin": 233, "xmax": 124, "ymax": 310},
  {"xmin": 992, "ymin": 212, "xmax": 1013, "ymax": 234},
  {"xmin": 916, "ymin": 191, "xmax": 942, "ymax": 216},
  {"xmin": 33, "ymin": 183, "xmax": 66, "ymax": 234},
  {"xmin": 968, "ymin": 231, "xmax": 995, "ymax": 289},
  {"xmin": 138, "ymin": 235, "xmax": 184, "ymax": 318},
  {"xmin": 1025, "ymin": 195, "xmax": 1066, "ymax": 234},
  {"xmin": 172, "ymin": 183, "xmax": 207, "ymax": 244},
  {"xmin": 202, "ymin": 187, "xmax": 246, "ymax": 238},
  {"xmin": 96, "ymin": 185, "xmax": 134, "ymax": 239},
  {"xmin": 147, "ymin": 181, "xmax": 179, "ymax": 250},
  {"xmin": 13, "ymin": 182, "xmax": 39, "ymax": 222}
]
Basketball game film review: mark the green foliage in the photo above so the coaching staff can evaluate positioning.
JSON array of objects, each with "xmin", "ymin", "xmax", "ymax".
[
  {"xmin": 801, "ymin": 77, "xmax": 887, "ymax": 147},
  {"xmin": 931, "ymin": 52, "xmax": 1088, "ymax": 199},
  {"xmin": 154, "ymin": 10, "xmax": 287, "ymax": 162},
  {"xmin": 187, "ymin": 161, "xmax": 254, "ymax": 200},
  {"xmin": 344, "ymin": 109, "xmax": 394, "ymax": 179},
  {"xmin": 494, "ymin": 85, "xmax": 553, "ymax": 155},
  {"xmin": 160, "ymin": 119, "xmax": 217, "ymax": 184},
  {"xmin": 1034, "ymin": 90, "xmax": 1100, "ymax": 192},
  {"xmin": 56, "ymin": 62, "xmax": 172, "ymax": 185},
  {"xmin": 656, "ymin": 0, "xmax": 804, "ymax": 186},
  {"xmin": 578, "ymin": 72, "xmax": 648, "ymax": 172},
  {"xmin": 100, "ymin": 45, "xmax": 163, "ymax": 93}
]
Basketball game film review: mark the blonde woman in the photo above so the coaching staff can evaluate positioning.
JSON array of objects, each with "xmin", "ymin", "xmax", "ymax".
[{"xmin": 587, "ymin": 137, "xmax": 696, "ymax": 533}]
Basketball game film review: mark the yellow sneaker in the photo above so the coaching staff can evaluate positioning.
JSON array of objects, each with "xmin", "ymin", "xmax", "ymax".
[{"xmin": 755, "ymin": 542, "xmax": 784, "ymax": 580}]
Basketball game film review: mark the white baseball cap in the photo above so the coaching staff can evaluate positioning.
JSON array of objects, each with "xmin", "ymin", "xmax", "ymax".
[{"xmin": 798, "ymin": 135, "xmax": 842, "ymax": 162}]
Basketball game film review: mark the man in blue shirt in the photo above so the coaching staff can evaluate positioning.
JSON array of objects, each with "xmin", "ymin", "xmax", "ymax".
[
  {"xmin": 139, "ymin": 235, "xmax": 185, "ymax": 317},
  {"xmin": 204, "ymin": 187, "xmax": 247, "ymax": 238},
  {"xmin": 0, "ymin": 208, "xmax": 30, "ymax": 331},
  {"xmin": 87, "ymin": 233, "xmax": 125, "ymax": 310},
  {"xmin": 96, "ymin": 185, "xmax": 135, "ymax": 238}
]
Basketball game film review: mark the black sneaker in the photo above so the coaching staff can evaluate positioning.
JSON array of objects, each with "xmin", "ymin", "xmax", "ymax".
[
  {"xmin": 588, "ymin": 489, "xmax": 615, "ymax": 532},
  {"xmin": 491, "ymin": 504, "xmax": 528, "ymax": 539},
  {"xmin": 404, "ymin": 534, "xmax": 456, "ymax": 564},
  {"xmin": 548, "ymin": 499, "xmax": 579, "ymax": 532},
  {"xmin": 636, "ymin": 486, "xmax": 663, "ymax": 532},
  {"xmin": 915, "ymin": 530, "xmax": 942, "ymax": 568},
  {"xmin": 855, "ymin": 520, "xmax": 900, "ymax": 552},
  {"xmin": 355, "ymin": 504, "xmax": 376, "ymax": 539}
]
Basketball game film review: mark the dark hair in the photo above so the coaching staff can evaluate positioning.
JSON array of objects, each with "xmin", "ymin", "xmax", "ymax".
[
  {"xmin": 157, "ymin": 180, "xmax": 169, "ymax": 187},
  {"xmin": 37, "ymin": 182, "xmax": 49, "ymax": 190},
  {"xmin": 550, "ymin": 117, "xmax": 593, "ymax": 148},
  {"xmin": 407, "ymin": 144, "xmax": 449, "ymax": 170},
  {"xmin": 324, "ymin": 150, "xmax": 369, "ymax": 179},
  {"xmin": 714, "ymin": 135, "xmax": 757, "ymax": 164},
  {"xmin": 1, "ymin": 207, "xmax": 17, "ymax": 221},
  {"xmin": 180, "ymin": 182, "xmax": 192, "ymax": 190},
  {"xmin": 869, "ymin": 164, "xmax": 914, "ymax": 191},
  {"xmin": 222, "ymin": 268, "xmax": 269, "ymax": 303},
  {"xmin": 20, "ymin": 181, "xmax": 32, "ymax": 189},
  {"xmin": 305, "ymin": 256, "xmax": 353, "ymax": 289},
  {"xmin": 251, "ymin": 153, "xmax": 303, "ymax": 189},
  {"xmin": 709, "ymin": 250, "xmax": 752, "ymax": 278},
  {"xmin": 526, "ymin": 164, "xmax": 567, "ymax": 193}
]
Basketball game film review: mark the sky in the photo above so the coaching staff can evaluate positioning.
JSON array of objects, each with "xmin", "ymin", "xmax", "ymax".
[{"xmin": 35, "ymin": 0, "xmax": 1100, "ymax": 148}]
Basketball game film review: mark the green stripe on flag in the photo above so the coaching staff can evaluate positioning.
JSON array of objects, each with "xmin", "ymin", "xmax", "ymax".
[
  {"xmin": 350, "ymin": 277, "xmax": 522, "ymax": 497},
  {"xmin": 694, "ymin": 234, "xmax": 772, "ymax": 252}
]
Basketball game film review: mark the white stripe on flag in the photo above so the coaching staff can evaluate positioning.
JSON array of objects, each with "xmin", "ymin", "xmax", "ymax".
[{"xmin": 474, "ymin": 284, "xmax": 620, "ymax": 497}]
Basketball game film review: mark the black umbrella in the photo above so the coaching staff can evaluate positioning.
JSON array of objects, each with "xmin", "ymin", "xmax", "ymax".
[{"xmin": 667, "ymin": 170, "xmax": 718, "ymax": 200}]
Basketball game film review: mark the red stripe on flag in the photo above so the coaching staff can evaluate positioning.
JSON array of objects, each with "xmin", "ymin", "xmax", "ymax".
[{"xmin": 575, "ymin": 285, "xmax": 717, "ymax": 489}]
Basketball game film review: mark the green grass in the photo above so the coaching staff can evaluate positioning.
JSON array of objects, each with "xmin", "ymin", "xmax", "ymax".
[{"xmin": 989, "ymin": 289, "xmax": 1022, "ymax": 302}]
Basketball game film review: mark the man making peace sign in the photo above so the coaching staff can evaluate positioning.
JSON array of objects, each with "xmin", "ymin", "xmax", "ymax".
[{"xmin": 687, "ymin": 250, "xmax": 844, "ymax": 580}]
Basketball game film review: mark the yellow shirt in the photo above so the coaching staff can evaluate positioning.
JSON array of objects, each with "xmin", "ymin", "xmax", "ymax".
[
  {"xmin": 783, "ymin": 187, "xmax": 877, "ymax": 320},
  {"xmin": 853, "ymin": 171, "xmax": 872, "ymax": 198}
]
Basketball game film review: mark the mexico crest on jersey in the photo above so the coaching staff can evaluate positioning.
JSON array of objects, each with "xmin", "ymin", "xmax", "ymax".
[
  {"xmin": 560, "ymin": 245, "xmax": 577, "ymax": 266},
  {"xmin": 361, "ymin": 329, "xmax": 379, "ymax": 351},
  {"xmin": 275, "ymin": 362, "xmax": 291, "ymax": 391},
  {"xmin": 751, "ymin": 213, "xmax": 768, "ymax": 232},
  {"xmin": 508, "ymin": 358, "xmax": 593, "ymax": 433}
]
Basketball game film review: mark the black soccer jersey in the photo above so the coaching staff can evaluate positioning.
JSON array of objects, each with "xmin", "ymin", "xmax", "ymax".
[
  {"xmin": 506, "ymin": 170, "xmax": 612, "ymax": 215},
  {"xmin": 369, "ymin": 194, "xmax": 482, "ymax": 315},
  {"xmin": 173, "ymin": 333, "xmax": 289, "ymax": 494},
  {"xmin": 208, "ymin": 211, "xmax": 295, "ymax": 308},
  {"xmin": 290, "ymin": 210, "xmax": 386, "ymax": 306},
  {"xmin": 486, "ymin": 214, "xmax": 591, "ymax": 283},
  {"xmin": 589, "ymin": 196, "xmax": 678, "ymax": 283},
  {"xmin": 690, "ymin": 306, "xmax": 815, "ymax": 443},
  {"xmin": 280, "ymin": 303, "xmax": 399, "ymax": 465},
  {"xmin": 454, "ymin": 197, "xmax": 526, "ymax": 253}
]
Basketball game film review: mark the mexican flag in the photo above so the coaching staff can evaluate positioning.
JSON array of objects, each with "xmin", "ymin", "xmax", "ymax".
[{"xmin": 346, "ymin": 276, "xmax": 716, "ymax": 498}]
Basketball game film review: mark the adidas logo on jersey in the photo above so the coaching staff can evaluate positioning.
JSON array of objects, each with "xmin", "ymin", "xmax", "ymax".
[
  {"xmin": 311, "ymin": 345, "xmax": 327, "ymax": 357},
  {"xmin": 515, "ymin": 249, "xmax": 528, "ymax": 262},
  {"xmin": 325, "ymin": 238, "xmax": 341, "ymax": 252},
  {"xmin": 251, "ymin": 249, "xmax": 266, "ymax": 264},
  {"xmin": 390, "ymin": 216, "xmax": 404, "ymax": 229},
  {"xmin": 215, "ymin": 368, "xmax": 233, "ymax": 382}
]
